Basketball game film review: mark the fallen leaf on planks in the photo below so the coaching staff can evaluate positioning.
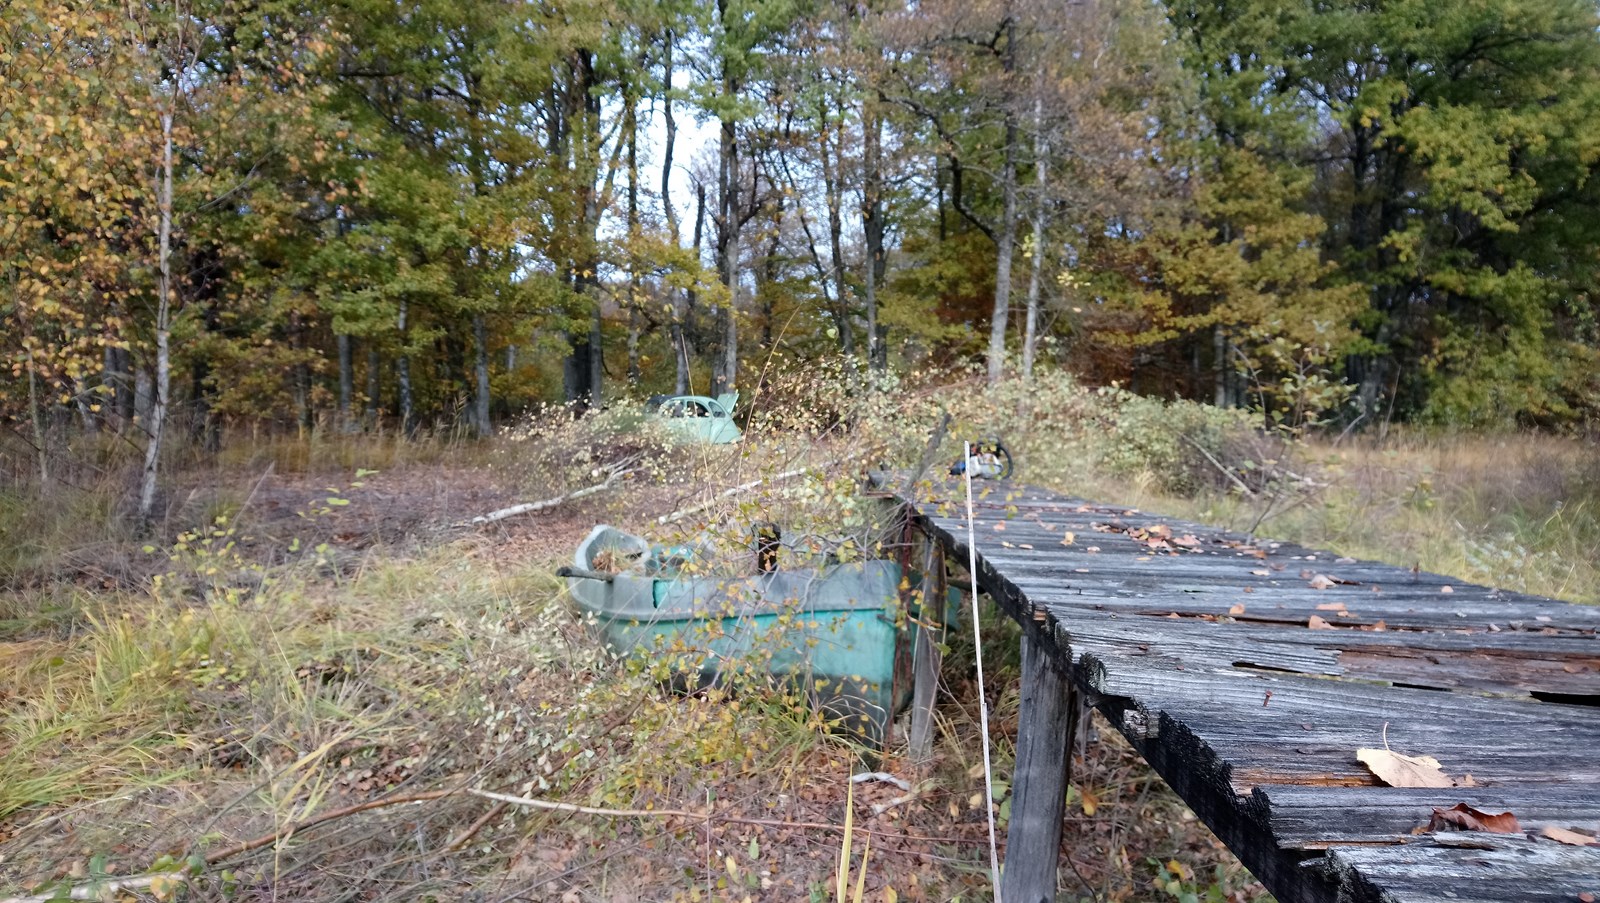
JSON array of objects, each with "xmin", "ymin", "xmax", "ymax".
[
  {"xmin": 1251, "ymin": 569, "xmax": 1271, "ymax": 577},
  {"xmin": 1357, "ymin": 748, "xmax": 1455, "ymax": 788},
  {"xmin": 1060, "ymin": 532, "xmax": 1076, "ymax": 546},
  {"xmin": 1440, "ymin": 585, "xmax": 1454, "ymax": 593},
  {"xmin": 1541, "ymin": 826, "xmax": 1599, "ymax": 846},
  {"xmin": 1315, "ymin": 601, "xmax": 1348, "ymax": 611},
  {"xmin": 1307, "ymin": 615, "xmax": 1336, "ymax": 630},
  {"xmin": 1578, "ymin": 893, "xmax": 1595, "ymax": 903},
  {"xmin": 1228, "ymin": 603, "xmax": 1247, "ymax": 615},
  {"xmin": 1428, "ymin": 803, "xmax": 1521, "ymax": 834}
]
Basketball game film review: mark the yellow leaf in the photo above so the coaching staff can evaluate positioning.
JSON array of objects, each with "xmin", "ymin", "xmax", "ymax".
[
  {"xmin": 148, "ymin": 875, "xmax": 178, "ymax": 900},
  {"xmin": 1357, "ymin": 747, "xmax": 1455, "ymax": 788}
]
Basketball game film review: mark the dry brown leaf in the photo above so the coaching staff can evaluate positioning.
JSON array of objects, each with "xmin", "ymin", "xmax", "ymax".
[
  {"xmin": 1228, "ymin": 603, "xmax": 1247, "ymax": 615},
  {"xmin": 1428, "ymin": 803, "xmax": 1521, "ymax": 834},
  {"xmin": 1578, "ymin": 893, "xmax": 1595, "ymax": 903},
  {"xmin": 1172, "ymin": 534, "xmax": 1201, "ymax": 548},
  {"xmin": 1307, "ymin": 615, "xmax": 1336, "ymax": 630},
  {"xmin": 1251, "ymin": 569, "xmax": 1271, "ymax": 577},
  {"xmin": 992, "ymin": 522, "xmax": 1005, "ymax": 531},
  {"xmin": 1357, "ymin": 748, "xmax": 1455, "ymax": 788},
  {"xmin": 1086, "ymin": 546, "xmax": 1101, "ymax": 553},
  {"xmin": 1440, "ymin": 585, "xmax": 1454, "ymax": 593},
  {"xmin": 1541, "ymin": 826, "xmax": 1599, "ymax": 846},
  {"xmin": 1309, "ymin": 574, "xmax": 1337, "ymax": 590},
  {"xmin": 1315, "ymin": 601, "xmax": 1348, "ymax": 611},
  {"xmin": 1060, "ymin": 532, "xmax": 1076, "ymax": 546},
  {"xmin": 1148, "ymin": 524, "xmax": 1172, "ymax": 539}
]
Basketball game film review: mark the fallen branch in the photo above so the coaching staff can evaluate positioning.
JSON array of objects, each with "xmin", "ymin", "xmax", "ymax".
[
  {"xmin": 2, "ymin": 875, "xmax": 164, "ymax": 903},
  {"xmin": 851, "ymin": 771, "xmax": 913, "ymax": 792},
  {"xmin": 656, "ymin": 466, "xmax": 810, "ymax": 525},
  {"xmin": 463, "ymin": 469, "xmax": 632, "ymax": 526},
  {"xmin": 465, "ymin": 788, "xmax": 978, "ymax": 845}
]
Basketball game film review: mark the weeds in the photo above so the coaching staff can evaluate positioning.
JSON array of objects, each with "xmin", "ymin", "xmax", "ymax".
[{"xmin": 0, "ymin": 366, "xmax": 1593, "ymax": 901}]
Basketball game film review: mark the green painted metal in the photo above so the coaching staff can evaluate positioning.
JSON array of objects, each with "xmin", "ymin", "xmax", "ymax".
[
  {"xmin": 650, "ymin": 394, "xmax": 741, "ymax": 444},
  {"xmin": 563, "ymin": 526, "xmax": 948, "ymax": 742}
]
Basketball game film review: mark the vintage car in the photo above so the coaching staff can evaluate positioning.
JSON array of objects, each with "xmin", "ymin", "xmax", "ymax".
[{"xmin": 645, "ymin": 393, "xmax": 742, "ymax": 444}]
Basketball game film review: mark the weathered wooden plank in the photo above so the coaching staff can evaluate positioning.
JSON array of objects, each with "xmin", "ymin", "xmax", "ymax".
[
  {"xmin": 1035, "ymin": 617, "xmax": 1600, "ymax": 697},
  {"xmin": 1256, "ymin": 784, "xmax": 1600, "ymax": 846},
  {"xmin": 887, "ymin": 476, "xmax": 1600, "ymax": 903},
  {"xmin": 1001, "ymin": 629, "xmax": 1077, "ymax": 903},
  {"xmin": 909, "ymin": 535, "xmax": 945, "ymax": 763},
  {"xmin": 1321, "ymin": 836, "xmax": 1600, "ymax": 903}
]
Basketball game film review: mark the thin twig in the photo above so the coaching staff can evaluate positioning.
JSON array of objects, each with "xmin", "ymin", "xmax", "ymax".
[{"xmin": 1178, "ymin": 433, "xmax": 1255, "ymax": 497}]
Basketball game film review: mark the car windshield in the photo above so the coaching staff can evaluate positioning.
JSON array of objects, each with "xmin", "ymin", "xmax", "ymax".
[{"xmin": 665, "ymin": 400, "xmax": 710, "ymax": 417}]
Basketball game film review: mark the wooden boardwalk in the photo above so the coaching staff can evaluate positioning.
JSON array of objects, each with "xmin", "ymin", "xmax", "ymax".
[{"xmin": 884, "ymin": 477, "xmax": 1600, "ymax": 903}]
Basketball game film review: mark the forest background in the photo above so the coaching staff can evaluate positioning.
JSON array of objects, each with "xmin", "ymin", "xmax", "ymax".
[{"xmin": 7, "ymin": 0, "xmax": 1600, "ymax": 515}]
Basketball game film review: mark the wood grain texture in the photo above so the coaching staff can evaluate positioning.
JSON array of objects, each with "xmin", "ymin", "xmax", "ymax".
[{"xmin": 883, "ymin": 476, "xmax": 1600, "ymax": 903}]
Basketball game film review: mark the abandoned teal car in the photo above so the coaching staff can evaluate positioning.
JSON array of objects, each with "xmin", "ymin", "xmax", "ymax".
[{"xmin": 646, "ymin": 393, "xmax": 742, "ymax": 444}]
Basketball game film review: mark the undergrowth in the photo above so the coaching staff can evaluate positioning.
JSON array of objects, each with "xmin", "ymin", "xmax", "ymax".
[{"xmin": 0, "ymin": 365, "xmax": 1592, "ymax": 902}]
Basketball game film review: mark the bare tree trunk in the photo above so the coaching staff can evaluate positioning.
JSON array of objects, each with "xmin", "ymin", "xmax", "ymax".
[
  {"xmin": 337, "ymin": 333, "xmax": 355, "ymax": 432},
  {"xmin": 625, "ymin": 92, "xmax": 643, "ymax": 386},
  {"xmin": 862, "ymin": 95, "xmax": 887, "ymax": 374},
  {"xmin": 821, "ymin": 98, "xmax": 853, "ymax": 356},
  {"xmin": 662, "ymin": 33, "xmax": 692, "ymax": 396},
  {"xmin": 291, "ymin": 312, "xmax": 311, "ymax": 434},
  {"xmin": 714, "ymin": 0, "xmax": 740, "ymax": 396},
  {"xmin": 138, "ymin": 109, "xmax": 174, "ymax": 525},
  {"xmin": 135, "ymin": 366, "xmax": 153, "ymax": 425},
  {"xmin": 986, "ymin": 15, "xmax": 1019, "ymax": 387},
  {"xmin": 74, "ymin": 374, "xmax": 98, "ymax": 434},
  {"xmin": 473, "ymin": 313, "xmax": 491, "ymax": 437},
  {"xmin": 365, "ymin": 347, "xmax": 380, "ymax": 428},
  {"xmin": 676, "ymin": 184, "xmax": 705, "ymax": 395},
  {"xmin": 396, "ymin": 299, "xmax": 415, "ymax": 436},
  {"xmin": 1214, "ymin": 326, "xmax": 1227, "ymax": 407},
  {"xmin": 759, "ymin": 199, "xmax": 784, "ymax": 349},
  {"xmin": 106, "ymin": 344, "xmax": 133, "ymax": 430},
  {"xmin": 26, "ymin": 347, "xmax": 47, "ymax": 487},
  {"xmin": 1022, "ymin": 91, "xmax": 1047, "ymax": 381}
]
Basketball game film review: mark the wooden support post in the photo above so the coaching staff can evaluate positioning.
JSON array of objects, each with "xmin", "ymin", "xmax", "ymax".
[
  {"xmin": 909, "ymin": 533, "xmax": 946, "ymax": 763},
  {"xmin": 1001, "ymin": 628, "xmax": 1077, "ymax": 903}
]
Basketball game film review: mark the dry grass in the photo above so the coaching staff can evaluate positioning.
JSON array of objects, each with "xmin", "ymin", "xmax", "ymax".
[{"xmin": 1, "ymin": 376, "xmax": 1593, "ymax": 902}]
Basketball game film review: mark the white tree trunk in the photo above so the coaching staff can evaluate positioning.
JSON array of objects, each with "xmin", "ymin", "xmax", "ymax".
[
  {"xmin": 986, "ymin": 17, "xmax": 1020, "ymax": 387},
  {"xmin": 1022, "ymin": 92, "xmax": 1048, "ymax": 381},
  {"xmin": 138, "ymin": 110, "xmax": 174, "ymax": 524}
]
